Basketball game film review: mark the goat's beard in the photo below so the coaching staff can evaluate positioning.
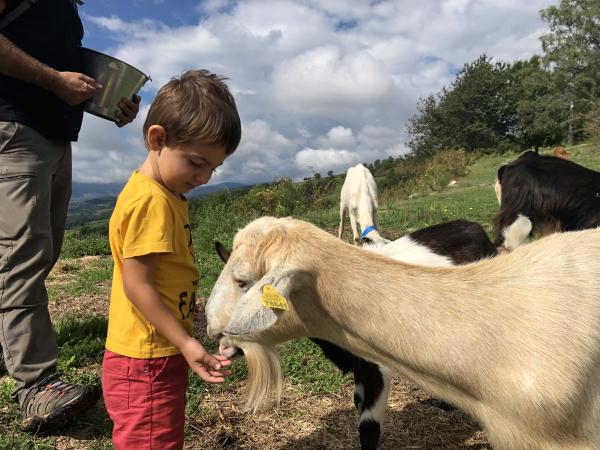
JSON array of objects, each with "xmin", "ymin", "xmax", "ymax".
[{"xmin": 220, "ymin": 339, "xmax": 283, "ymax": 414}]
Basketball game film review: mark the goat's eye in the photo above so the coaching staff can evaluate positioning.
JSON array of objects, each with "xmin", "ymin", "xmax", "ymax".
[{"xmin": 234, "ymin": 279, "xmax": 248, "ymax": 289}]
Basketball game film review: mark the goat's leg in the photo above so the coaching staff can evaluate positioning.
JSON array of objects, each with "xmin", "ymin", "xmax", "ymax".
[
  {"xmin": 348, "ymin": 208, "xmax": 360, "ymax": 244},
  {"xmin": 373, "ymin": 203, "xmax": 380, "ymax": 230},
  {"xmin": 311, "ymin": 338, "xmax": 356, "ymax": 374},
  {"xmin": 494, "ymin": 211, "xmax": 533, "ymax": 249},
  {"xmin": 502, "ymin": 214, "xmax": 532, "ymax": 250},
  {"xmin": 354, "ymin": 360, "xmax": 391, "ymax": 450},
  {"xmin": 338, "ymin": 205, "xmax": 345, "ymax": 239},
  {"xmin": 311, "ymin": 339, "xmax": 386, "ymax": 450},
  {"xmin": 493, "ymin": 210, "xmax": 520, "ymax": 247}
]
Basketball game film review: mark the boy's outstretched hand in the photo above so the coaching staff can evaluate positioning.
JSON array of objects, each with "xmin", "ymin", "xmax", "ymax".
[{"xmin": 181, "ymin": 338, "xmax": 232, "ymax": 383}]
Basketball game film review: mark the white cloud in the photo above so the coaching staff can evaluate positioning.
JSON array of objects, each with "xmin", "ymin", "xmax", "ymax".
[
  {"xmin": 295, "ymin": 148, "xmax": 361, "ymax": 174},
  {"xmin": 73, "ymin": 112, "xmax": 149, "ymax": 183},
  {"xmin": 77, "ymin": 0, "xmax": 555, "ymax": 184},
  {"xmin": 212, "ymin": 120, "xmax": 299, "ymax": 184},
  {"xmin": 316, "ymin": 126, "xmax": 356, "ymax": 148},
  {"xmin": 271, "ymin": 45, "xmax": 395, "ymax": 116}
]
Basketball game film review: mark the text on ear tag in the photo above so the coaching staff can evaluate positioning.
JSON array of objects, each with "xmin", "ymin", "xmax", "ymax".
[{"xmin": 261, "ymin": 284, "xmax": 289, "ymax": 310}]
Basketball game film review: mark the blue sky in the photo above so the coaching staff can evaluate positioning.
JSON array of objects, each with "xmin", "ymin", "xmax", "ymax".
[
  {"xmin": 72, "ymin": 0, "xmax": 555, "ymax": 185},
  {"xmin": 81, "ymin": 0, "xmax": 203, "ymax": 51},
  {"xmin": 80, "ymin": 0, "xmax": 212, "ymax": 72}
]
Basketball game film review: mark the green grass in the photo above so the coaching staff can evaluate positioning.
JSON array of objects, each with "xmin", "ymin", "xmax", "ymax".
[
  {"xmin": 0, "ymin": 381, "xmax": 59, "ymax": 450},
  {"xmin": 55, "ymin": 316, "xmax": 108, "ymax": 372},
  {"xmin": 0, "ymin": 315, "xmax": 111, "ymax": 449},
  {"xmin": 61, "ymin": 232, "xmax": 111, "ymax": 258},
  {"xmin": 46, "ymin": 257, "xmax": 113, "ymax": 300},
  {"xmin": 2, "ymin": 141, "xmax": 600, "ymax": 448},
  {"xmin": 280, "ymin": 338, "xmax": 349, "ymax": 395}
]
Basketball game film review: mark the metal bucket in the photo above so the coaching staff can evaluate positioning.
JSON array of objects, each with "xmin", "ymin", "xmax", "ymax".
[{"xmin": 81, "ymin": 47, "xmax": 150, "ymax": 122}]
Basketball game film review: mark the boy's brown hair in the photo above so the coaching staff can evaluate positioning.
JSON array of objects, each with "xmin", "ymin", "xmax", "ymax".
[{"xmin": 143, "ymin": 70, "xmax": 241, "ymax": 154}]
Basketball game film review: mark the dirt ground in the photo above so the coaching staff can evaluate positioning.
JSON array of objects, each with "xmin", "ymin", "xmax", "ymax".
[
  {"xmin": 178, "ymin": 376, "xmax": 490, "ymax": 450},
  {"xmin": 186, "ymin": 303, "xmax": 490, "ymax": 450}
]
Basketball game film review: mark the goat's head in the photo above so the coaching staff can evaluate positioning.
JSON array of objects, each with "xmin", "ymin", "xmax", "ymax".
[
  {"xmin": 206, "ymin": 217, "xmax": 317, "ymax": 344},
  {"xmin": 552, "ymin": 147, "xmax": 569, "ymax": 159},
  {"xmin": 359, "ymin": 228, "xmax": 389, "ymax": 246},
  {"xmin": 205, "ymin": 216, "xmax": 321, "ymax": 411}
]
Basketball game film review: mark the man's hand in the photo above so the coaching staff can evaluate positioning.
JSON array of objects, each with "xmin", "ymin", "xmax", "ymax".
[
  {"xmin": 50, "ymin": 71, "xmax": 101, "ymax": 106},
  {"xmin": 0, "ymin": 34, "xmax": 102, "ymax": 106},
  {"xmin": 115, "ymin": 94, "xmax": 140, "ymax": 127},
  {"xmin": 181, "ymin": 338, "xmax": 232, "ymax": 383}
]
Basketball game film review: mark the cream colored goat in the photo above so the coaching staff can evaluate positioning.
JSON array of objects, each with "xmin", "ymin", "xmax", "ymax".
[
  {"xmin": 207, "ymin": 218, "xmax": 600, "ymax": 449},
  {"xmin": 206, "ymin": 216, "xmax": 600, "ymax": 449}
]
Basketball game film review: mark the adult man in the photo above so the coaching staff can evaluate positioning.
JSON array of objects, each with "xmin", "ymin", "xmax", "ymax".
[{"xmin": 0, "ymin": 0, "xmax": 140, "ymax": 432}]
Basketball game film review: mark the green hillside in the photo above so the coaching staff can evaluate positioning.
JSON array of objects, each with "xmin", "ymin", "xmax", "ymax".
[
  {"xmin": 2, "ymin": 141, "xmax": 599, "ymax": 449},
  {"xmin": 191, "ymin": 141, "xmax": 600, "ymax": 298}
]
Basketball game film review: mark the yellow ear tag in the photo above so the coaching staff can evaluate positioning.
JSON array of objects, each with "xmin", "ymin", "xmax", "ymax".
[{"xmin": 261, "ymin": 284, "xmax": 289, "ymax": 310}]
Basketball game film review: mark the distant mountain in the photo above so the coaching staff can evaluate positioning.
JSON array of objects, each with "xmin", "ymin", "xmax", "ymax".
[
  {"xmin": 71, "ymin": 181, "xmax": 251, "ymax": 202},
  {"xmin": 71, "ymin": 182, "xmax": 124, "ymax": 202},
  {"xmin": 67, "ymin": 181, "xmax": 252, "ymax": 228},
  {"xmin": 187, "ymin": 181, "xmax": 250, "ymax": 198}
]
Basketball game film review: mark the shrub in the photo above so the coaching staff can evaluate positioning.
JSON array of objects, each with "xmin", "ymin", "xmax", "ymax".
[
  {"xmin": 228, "ymin": 177, "xmax": 341, "ymax": 219},
  {"xmin": 61, "ymin": 231, "xmax": 110, "ymax": 258},
  {"xmin": 234, "ymin": 181, "xmax": 299, "ymax": 217},
  {"xmin": 416, "ymin": 149, "xmax": 472, "ymax": 192}
]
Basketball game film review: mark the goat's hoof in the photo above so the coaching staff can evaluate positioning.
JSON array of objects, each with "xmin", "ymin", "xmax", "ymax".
[{"xmin": 358, "ymin": 420, "xmax": 380, "ymax": 450}]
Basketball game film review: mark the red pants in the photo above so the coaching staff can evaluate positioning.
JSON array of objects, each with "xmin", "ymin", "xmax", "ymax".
[{"xmin": 102, "ymin": 350, "xmax": 189, "ymax": 450}]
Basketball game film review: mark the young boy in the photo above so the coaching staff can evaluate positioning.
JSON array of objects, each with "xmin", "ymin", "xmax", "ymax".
[{"xmin": 102, "ymin": 70, "xmax": 241, "ymax": 449}]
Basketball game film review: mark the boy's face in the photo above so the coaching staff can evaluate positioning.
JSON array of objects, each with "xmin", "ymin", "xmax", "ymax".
[{"xmin": 157, "ymin": 141, "xmax": 228, "ymax": 194}]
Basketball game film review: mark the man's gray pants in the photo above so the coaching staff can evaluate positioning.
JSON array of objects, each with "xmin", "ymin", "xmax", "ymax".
[{"xmin": 0, "ymin": 121, "xmax": 71, "ymax": 405}]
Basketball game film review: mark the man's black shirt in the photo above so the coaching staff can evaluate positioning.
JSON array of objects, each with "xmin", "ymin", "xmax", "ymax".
[{"xmin": 0, "ymin": 0, "xmax": 85, "ymax": 141}]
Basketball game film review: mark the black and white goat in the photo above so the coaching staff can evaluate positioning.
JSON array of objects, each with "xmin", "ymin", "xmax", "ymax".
[
  {"xmin": 213, "ymin": 217, "xmax": 531, "ymax": 450},
  {"xmin": 494, "ymin": 150, "xmax": 600, "ymax": 247}
]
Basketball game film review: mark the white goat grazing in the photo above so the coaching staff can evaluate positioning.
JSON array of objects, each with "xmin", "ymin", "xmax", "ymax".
[
  {"xmin": 206, "ymin": 217, "xmax": 600, "ymax": 450},
  {"xmin": 338, "ymin": 163, "xmax": 387, "ymax": 245}
]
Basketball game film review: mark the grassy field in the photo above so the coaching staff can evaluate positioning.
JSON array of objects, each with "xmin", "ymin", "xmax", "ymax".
[{"xmin": 1, "ymin": 141, "xmax": 599, "ymax": 449}]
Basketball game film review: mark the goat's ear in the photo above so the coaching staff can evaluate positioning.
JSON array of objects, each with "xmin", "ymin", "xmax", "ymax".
[
  {"xmin": 261, "ymin": 267, "xmax": 308, "ymax": 301},
  {"xmin": 224, "ymin": 268, "xmax": 308, "ymax": 337},
  {"xmin": 215, "ymin": 241, "xmax": 231, "ymax": 263},
  {"xmin": 496, "ymin": 164, "xmax": 506, "ymax": 182}
]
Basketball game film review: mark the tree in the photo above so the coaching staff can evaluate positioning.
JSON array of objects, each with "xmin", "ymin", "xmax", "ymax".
[
  {"xmin": 405, "ymin": 2, "xmax": 600, "ymax": 155},
  {"xmin": 407, "ymin": 55, "xmax": 516, "ymax": 156},
  {"xmin": 327, "ymin": 170, "xmax": 334, "ymax": 177},
  {"xmin": 540, "ymin": 0, "xmax": 600, "ymax": 144},
  {"xmin": 584, "ymin": 98, "xmax": 600, "ymax": 137},
  {"xmin": 314, "ymin": 172, "xmax": 321, "ymax": 180},
  {"xmin": 442, "ymin": 56, "xmax": 516, "ymax": 151},
  {"xmin": 509, "ymin": 56, "xmax": 566, "ymax": 149}
]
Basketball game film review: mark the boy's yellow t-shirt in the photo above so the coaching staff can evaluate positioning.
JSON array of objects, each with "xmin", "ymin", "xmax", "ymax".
[{"xmin": 105, "ymin": 171, "xmax": 199, "ymax": 358}]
